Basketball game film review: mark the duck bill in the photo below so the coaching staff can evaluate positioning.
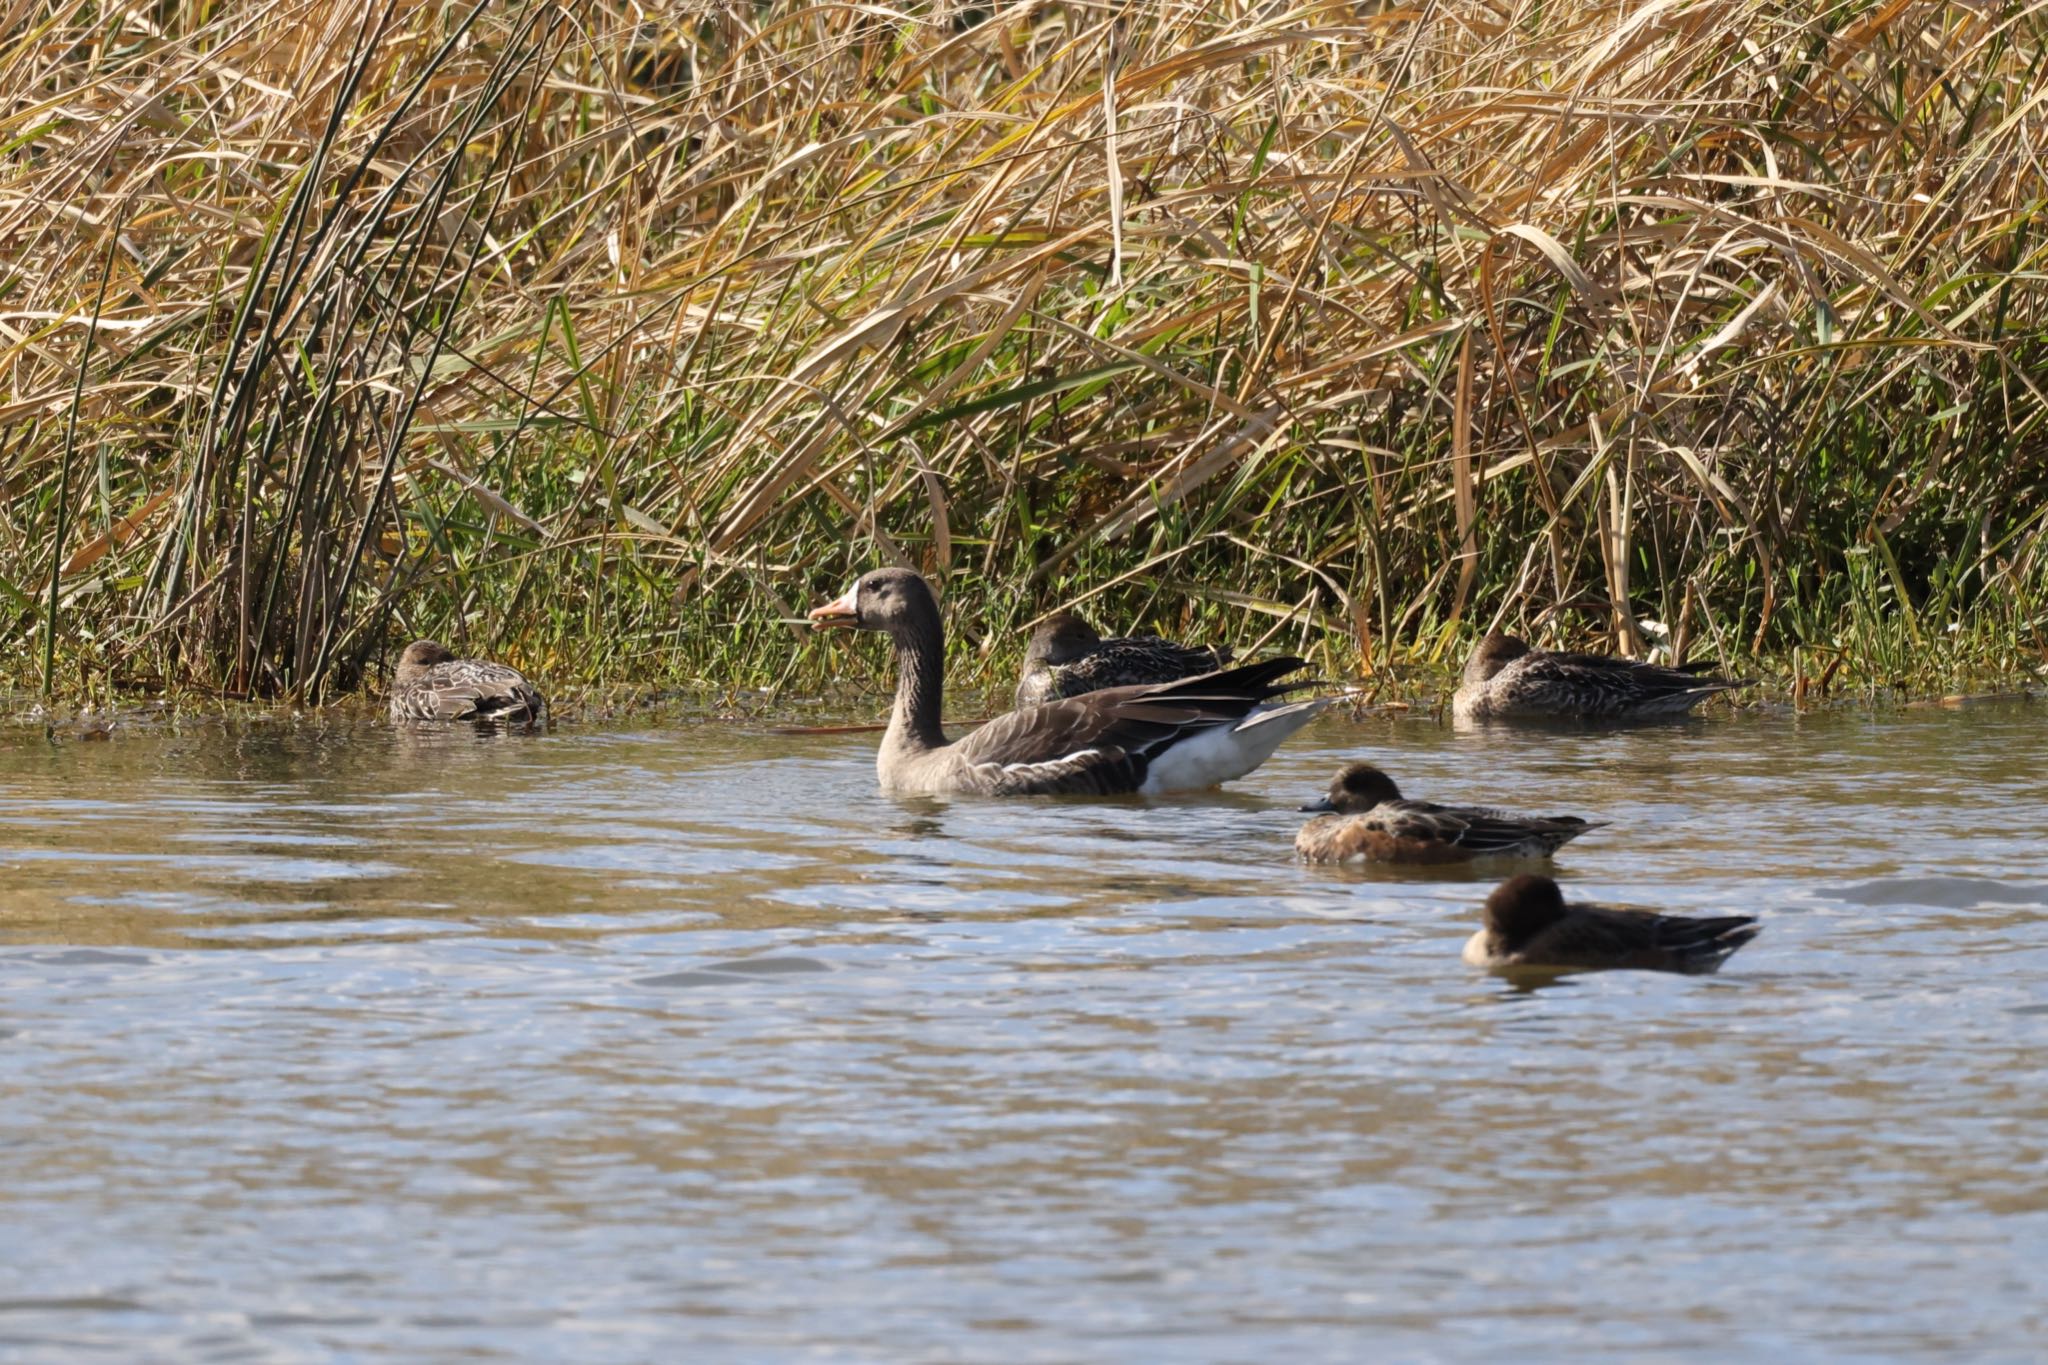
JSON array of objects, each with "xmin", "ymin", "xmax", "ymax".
[
  {"xmin": 807, "ymin": 585, "xmax": 861, "ymax": 631},
  {"xmin": 1298, "ymin": 796, "xmax": 1336, "ymax": 813}
]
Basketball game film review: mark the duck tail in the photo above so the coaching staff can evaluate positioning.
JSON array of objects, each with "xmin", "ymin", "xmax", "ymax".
[{"xmin": 1673, "ymin": 916, "xmax": 1762, "ymax": 969}]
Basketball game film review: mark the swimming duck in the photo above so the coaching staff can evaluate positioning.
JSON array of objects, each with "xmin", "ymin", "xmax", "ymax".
[
  {"xmin": 1453, "ymin": 632, "xmax": 1752, "ymax": 722},
  {"xmin": 1014, "ymin": 610, "xmax": 1232, "ymax": 708},
  {"xmin": 1463, "ymin": 874, "xmax": 1760, "ymax": 974},
  {"xmin": 808, "ymin": 568, "xmax": 1328, "ymax": 796},
  {"xmin": 1295, "ymin": 762, "xmax": 1604, "ymax": 863},
  {"xmin": 388, "ymin": 640, "xmax": 547, "ymax": 726}
]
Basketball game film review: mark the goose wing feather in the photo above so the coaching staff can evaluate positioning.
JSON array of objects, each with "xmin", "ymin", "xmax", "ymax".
[{"xmin": 960, "ymin": 657, "xmax": 1306, "ymax": 796}]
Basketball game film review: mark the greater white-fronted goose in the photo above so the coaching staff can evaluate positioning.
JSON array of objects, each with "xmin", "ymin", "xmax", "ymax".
[
  {"xmin": 1453, "ymin": 632, "xmax": 1753, "ymax": 722},
  {"xmin": 1296, "ymin": 763, "xmax": 1604, "ymax": 864},
  {"xmin": 1463, "ymin": 874, "xmax": 1760, "ymax": 975},
  {"xmin": 808, "ymin": 568, "xmax": 1328, "ymax": 796},
  {"xmin": 1013, "ymin": 610, "xmax": 1232, "ymax": 708},
  {"xmin": 388, "ymin": 640, "xmax": 547, "ymax": 726}
]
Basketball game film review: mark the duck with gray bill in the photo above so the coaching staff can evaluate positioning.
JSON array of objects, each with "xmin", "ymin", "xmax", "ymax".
[
  {"xmin": 1454, "ymin": 632, "xmax": 1752, "ymax": 722},
  {"xmin": 1464, "ymin": 874, "xmax": 1760, "ymax": 974},
  {"xmin": 808, "ymin": 568, "xmax": 1329, "ymax": 796},
  {"xmin": 1296, "ymin": 763, "xmax": 1605, "ymax": 863},
  {"xmin": 389, "ymin": 640, "xmax": 547, "ymax": 726},
  {"xmin": 1014, "ymin": 610, "xmax": 1232, "ymax": 708}
]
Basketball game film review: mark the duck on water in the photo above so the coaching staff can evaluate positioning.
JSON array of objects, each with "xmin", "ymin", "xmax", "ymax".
[
  {"xmin": 1463, "ymin": 874, "xmax": 1761, "ymax": 975},
  {"xmin": 388, "ymin": 640, "xmax": 547, "ymax": 727},
  {"xmin": 1295, "ymin": 763, "xmax": 1605, "ymax": 864},
  {"xmin": 1453, "ymin": 632, "xmax": 1753, "ymax": 722},
  {"xmin": 808, "ymin": 568, "xmax": 1329, "ymax": 797}
]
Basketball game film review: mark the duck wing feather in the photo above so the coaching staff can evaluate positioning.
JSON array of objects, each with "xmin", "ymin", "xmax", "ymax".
[
  {"xmin": 1503, "ymin": 651, "xmax": 1746, "ymax": 715},
  {"xmin": 1376, "ymin": 800, "xmax": 1603, "ymax": 857},
  {"xmin": 1525, "ymin": 904, "xmax": 1760, "ymax": 973},
  {"xmin": 395, "ymin": 661, "xmax": 546, "ymax": 724},
  {"xmin": 1017, "ymin": 637, "xmax": 1233, "ymax": 706}
]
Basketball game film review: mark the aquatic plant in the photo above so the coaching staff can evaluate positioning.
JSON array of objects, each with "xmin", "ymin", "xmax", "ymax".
[{"xmin": 5, "ymin": 0, "xmax": 2045, "ymax": 700}]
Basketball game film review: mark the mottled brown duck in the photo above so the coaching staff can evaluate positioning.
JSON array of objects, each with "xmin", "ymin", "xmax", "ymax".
[
  {"xmin": 388, "ymin": 640, "xmax": 547, "ymax": 726},
  {"xmin": 1463, "ymin": 874, "xmax": 1761, "ymax": 975},
  {"xmin": 808, "ymin": 569, "xmax": 1327, "ymax": 797},
  {"xmin": 1013, "ymin": 611, "xmax": 1232, "ymax": 708},
  {"xmin": 1295, "ymin": 763, "xmax": 1604, "ymax": 864},
  {"xmin": 1453, "ymin": 632, "xmax": 1752, "ymax": 722}
]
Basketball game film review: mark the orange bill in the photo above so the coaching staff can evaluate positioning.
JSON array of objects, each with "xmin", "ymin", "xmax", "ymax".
[{"xmin": 807, "ymin": 584, "xmax": 860, "ymax": 629}]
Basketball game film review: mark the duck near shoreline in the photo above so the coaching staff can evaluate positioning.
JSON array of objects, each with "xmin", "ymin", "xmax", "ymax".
[
  {"xmin": 388, "ymin": 640, "xmax": 547, "ymax": 727},
  {"xmin": 1453, "ymin": 632, "xmax": 1753, "ymax": 722},
  {"xmin": 1013, "ymin": 611, "xmax": 1232, "ymax": 708}
]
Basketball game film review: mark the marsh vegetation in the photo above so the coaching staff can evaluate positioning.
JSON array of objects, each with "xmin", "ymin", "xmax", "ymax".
[{"xmin": 6, "ymin": 0, "xmax": 2046, "ymax": 701}]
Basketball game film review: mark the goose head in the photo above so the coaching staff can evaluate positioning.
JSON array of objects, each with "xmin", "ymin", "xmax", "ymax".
[{"xmin": 808, "ymin": 568, "xmax": 940, "ymax": 641}]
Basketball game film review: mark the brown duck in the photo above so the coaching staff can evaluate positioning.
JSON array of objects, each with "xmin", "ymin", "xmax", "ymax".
[
  {"xmin": 1296, "ymin": 763, "xmax": 1604, "ymax": 864},
  {"xmin": 808, "ymin": 568, "xmax": 1327, "ymax": 797},
  {"xmin": 1014, "ymin": 611, "xmax": 1232, "ymax": 708},
  {"xmin": 1464, "ymin": 874, "xmax": 1760, "ymax": 974},
  {"xmin": 1453, "ymin": 632, "xmax": 1751, "ymax": 722},
  {"xmin": 388, "ymin": 640, "xmax": 547, "ymax": 726}
]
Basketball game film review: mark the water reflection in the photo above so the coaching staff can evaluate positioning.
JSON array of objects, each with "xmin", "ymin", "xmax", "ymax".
[{"xmin": 0, "ymin": 701, "xmax": 2043, "ymax": 1359}]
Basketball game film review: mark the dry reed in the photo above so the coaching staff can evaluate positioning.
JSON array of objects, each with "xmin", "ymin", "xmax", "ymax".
[{"xmin": 5, "ymin": 0, "xmax": 2046, "ymax": 699}]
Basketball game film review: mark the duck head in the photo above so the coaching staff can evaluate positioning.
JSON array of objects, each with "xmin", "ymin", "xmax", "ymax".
[
  {"xmin": 1464, "ymin": 632, "xmax": 1531, "ymax": 685},
  {"xmin": 1299, "ymin": 761, "xmax": 1403, "ymax": 813},
  {"xmin": 1023, "ymin": 611, "xmax": 1102, "ymax": 666},
  {"xmin": 1482, "ymin": 873, "xmax": 1567, "ymax": 945},
  {"xmin": 808, "ymin": 568, "xmax": 940, "ymax": 639},
  {"xmin": 395, "ymin": 639, "xmax": 455, "ymax": 682}
]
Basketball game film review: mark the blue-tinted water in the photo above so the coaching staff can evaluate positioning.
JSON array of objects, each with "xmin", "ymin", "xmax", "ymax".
[{"xmin": 1, "ymin": 701, "xmax": 2043, "ymax": 1361}]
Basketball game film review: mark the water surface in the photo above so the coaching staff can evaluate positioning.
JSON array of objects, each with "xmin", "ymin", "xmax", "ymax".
[{"xmin": 2, "ymin": 700, "xmax": 2044, "ymax": 1361}]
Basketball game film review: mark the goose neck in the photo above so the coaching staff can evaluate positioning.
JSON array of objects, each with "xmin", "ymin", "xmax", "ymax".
[{"xmin": 883, "ymin": 612, "xmax": 948, "ymax": 754}]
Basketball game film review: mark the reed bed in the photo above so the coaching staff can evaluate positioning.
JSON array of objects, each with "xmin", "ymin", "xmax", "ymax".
[{"xmin": 5, "ymin": 0, "xmax": 2046, "ymax": 702}]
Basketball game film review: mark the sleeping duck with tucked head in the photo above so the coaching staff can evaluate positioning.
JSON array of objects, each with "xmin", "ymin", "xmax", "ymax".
[
  {"xmin": 388, "ymin": 640, "xmax": 547, "ymax": 727},
  {"xmin": 809, "ymin": 568, "xmax": 1328, "ymax": 797},
  {"xmin": 1463, "ymin": 874, "xmax": 1761, "ymax": 975},
  {"xmin": 1453, "ymin": 632, "xmax": 1752, "ymax": 722},
  {"xmin": 1295, "ymin": 762, "xmax": 1604, "ymax": 864}
]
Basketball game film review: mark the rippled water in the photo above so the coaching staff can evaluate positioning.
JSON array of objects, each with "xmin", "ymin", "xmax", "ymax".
[{"xmin": 1, "ymin": 697, "xmax": 2044, "ymax": 1361}]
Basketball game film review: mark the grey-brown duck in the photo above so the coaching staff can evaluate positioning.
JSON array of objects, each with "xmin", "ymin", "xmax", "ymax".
[
  {"xmin": 388, "ymin": 640, "xmax": 546, "ymax": 726},
  {"xmin": 1014, "ymin": 610, "xmax": 1232, "ymax": 708},
  {"xmin": 1453, "ymin": 632, "xmax": 1751, "ymax": 722},
  {"xmin": 1296, "ymin": 763, "xmax": 1604, "ymax": 864}
]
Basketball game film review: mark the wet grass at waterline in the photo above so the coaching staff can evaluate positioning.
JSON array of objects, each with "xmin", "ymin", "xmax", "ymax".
[{"xmin": 5, "ymin": 1, "xmax": 2047, "ymax": 704}]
